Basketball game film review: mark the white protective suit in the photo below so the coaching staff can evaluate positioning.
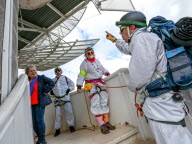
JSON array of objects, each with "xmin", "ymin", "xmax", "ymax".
[
  {"xmin": 77, "ymin": 59, "xmax": 109, "ymax": 115},
  {"xmin": 52, "ymin": 75, "xmax": 75, "ymax": 129},
  {"xmin": 115, "ymin": 28, "xmax": 192, "ymax": 144}
]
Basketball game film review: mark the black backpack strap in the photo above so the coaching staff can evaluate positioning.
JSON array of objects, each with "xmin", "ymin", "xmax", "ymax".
[
  {"xmin": 64, "ymin": 76, "xmax": 69, "ymax": 86},
  {"xmin": 149, "ymin": 118, "xmax": 186, "ymax": 127},
  {"xmin": 54, "ymin": 77, "xmax": 60, "ymax": 84}
]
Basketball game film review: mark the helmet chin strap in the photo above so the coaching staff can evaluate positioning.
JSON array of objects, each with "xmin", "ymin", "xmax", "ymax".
[{"xmin": 127, "ymin": 27, "xmax": 138, "ymax": 43}]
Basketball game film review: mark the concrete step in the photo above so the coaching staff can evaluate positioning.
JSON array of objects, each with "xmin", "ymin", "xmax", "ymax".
[
  {"xmin": 45, "ymin": 125, "xmax": 138, "ymax": 144},
  {"xmin": 130, "ymin": 138, "xmax": 156, "ymax": 144}
]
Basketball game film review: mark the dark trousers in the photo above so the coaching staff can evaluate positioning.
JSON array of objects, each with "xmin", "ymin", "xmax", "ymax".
[{"xmin": 32, "ymin": 105, "xmax": 46, "ymax": 143}]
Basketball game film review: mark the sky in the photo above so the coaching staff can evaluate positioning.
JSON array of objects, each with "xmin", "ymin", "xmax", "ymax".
[{"xmin": 19, "ymin": 0, "xmax": 192, "ymax": 86}]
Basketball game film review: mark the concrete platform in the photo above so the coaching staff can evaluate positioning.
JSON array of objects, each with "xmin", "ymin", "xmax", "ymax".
[{"xmin": 46, "ymin": 125, "xmax": 138, "ymax": 144}]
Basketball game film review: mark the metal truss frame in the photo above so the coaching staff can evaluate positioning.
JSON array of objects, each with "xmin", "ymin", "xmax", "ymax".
[
  {"xmin": 18, "ymin": 1, "xmax": 89, "ymax": 49},
  {"xmin": 18, "ymin": 39, "xmax": 99, "ymax": 71}
]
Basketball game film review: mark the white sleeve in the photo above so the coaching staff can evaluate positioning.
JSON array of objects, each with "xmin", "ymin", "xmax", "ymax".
[
  {"xmin": 76, "ymin": 61, "xmax": 86, "ymax": 86},
  {"xmin": 127, "ymin": 33, "xmax": 157, "ymax": 92},
  {"xmin": 97, "ymin": 60, "xmax": 108, "ymax": 75},
  {"xmin": 115, "ymin": 39, "xmax": 131, "ymax": 55},
  {"xmin": 102, "ymin": 65, "xmax": 109, "ymax": 75},
  {"xmin": 66, "ymin": 77, "xmax": 75, "ymax": 91}
]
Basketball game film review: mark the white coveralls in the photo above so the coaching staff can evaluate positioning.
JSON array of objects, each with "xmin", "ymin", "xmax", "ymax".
[
  {"xmin": 116, "ymin": 28, "xmax": 192, "ymax": 144},
  {"xmin": 52, "ymin": 75, "xmax": 75, "ymax": 129},
  {"xmin": 77, "ymin": 59, "xmax": 109, "ymax": 115},
  {"xmin": 182, "ymin": 88, "xmax": 192, "ymax": 124}
]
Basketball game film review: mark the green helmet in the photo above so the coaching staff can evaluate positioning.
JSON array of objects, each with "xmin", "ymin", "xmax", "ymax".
[{"xmin": 116, "ymin": 11, "xmax": 147, "ymax": 27}]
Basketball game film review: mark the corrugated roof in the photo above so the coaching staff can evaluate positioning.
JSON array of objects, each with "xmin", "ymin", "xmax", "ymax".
[
  {"xmin": 19, "ymin": 5, "xmax": 60, "ymax": 28},
  {"xmin": 51, "ymin": 0, "xmax": 83, "ymax": 15},
  {"xmin": 18, "ymin": 0, "xmax": 102, "ymax": 71},
  {"xmin": 18, "ymin": 0, "xmax": 87, "ymax": 50}
]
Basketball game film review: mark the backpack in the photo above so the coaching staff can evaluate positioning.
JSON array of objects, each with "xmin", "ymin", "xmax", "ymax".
[{"xmin": 149, "ymin": 16, "xmax": 192, "ymax": 91}]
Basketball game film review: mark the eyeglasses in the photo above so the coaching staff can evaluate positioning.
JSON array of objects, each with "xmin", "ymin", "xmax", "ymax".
[
  {"xmin": 120, "ymin": 26, "xmax": 127, "ymax": 33},
  {"xmin": 87, "ymin": 51, "xmax": 94, "ymax": 56},
  {"xmin": 55, "ymin": 70, "xmax": 61, "ymax": 73}
]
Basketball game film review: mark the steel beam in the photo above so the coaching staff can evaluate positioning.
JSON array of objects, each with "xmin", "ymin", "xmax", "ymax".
[
  {"xmin": 47, "ymin": 3, "xmax": 67, "ymax": 19},
  {"xmin": 18, "ymin": 18, "xmax": 47, "ymax": 33},
  {"xmin": 19, "ymin": 36, "xmax": 32, "ymax": 44},
  {"xmin": 18, "ymin": 27, "xmax": 41, "ymax": 32}
]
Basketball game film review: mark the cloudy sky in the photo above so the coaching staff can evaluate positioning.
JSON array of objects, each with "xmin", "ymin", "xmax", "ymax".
[{"xmin": 19, "ymin": 0, "xmax": 192, "ymax": 86}]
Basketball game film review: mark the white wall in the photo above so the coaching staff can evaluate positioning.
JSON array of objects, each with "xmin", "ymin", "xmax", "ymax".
[
  {"xmin": 1, "ymin": 0, "xmax": 19, "ymax": 103},
  {"xmin": 0, "ymin": 74, "xmax": 34, "ymax": 144},
  {"xmin": 44, "ymin": 68, "xmax": 154, "ymax": 139}
]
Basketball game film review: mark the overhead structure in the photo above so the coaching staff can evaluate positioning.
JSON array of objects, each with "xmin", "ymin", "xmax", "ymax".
[
  {"xmin": 94, "ymin": 0, "xmax": 135, "ymax": 12},
  {"xmin": 18, "ymin": 39, "xmax": 99, "ymax": 71},
  {"xmin": 18, "ymin": 0, "xmax": 90, "ymax": 50},
  {"xmin": 18, "ymin": 0, "xmax": 102, "ymax": 71},
  {"xmin": 19, "ymin": 7, "xmax": 87, "ymax": 49},
  {"xmin": 19, "ymin": 0, "xmax": 53, "ymax": 10},
  {"xmin": 18, "ymin": 0, "xmax": 135, "ymax": 71},
  {"xmin": 18, "ymin": 0, "xmax": 135, "ymax": 51}
]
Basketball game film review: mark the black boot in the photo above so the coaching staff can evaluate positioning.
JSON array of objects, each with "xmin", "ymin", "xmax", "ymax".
[
  {"xmin": 54, "ymin": 129, "xmax": 60, "ymax": 137},
  {"xmin": 69, "ymin": 126, "xmax": 75, "ymax": 133},
  {"xmin": 106, "ymin": 122, "xmax": 116, "ymax": 130},
  {"xmin": 101, "ymin": 124, "xmax": 110, "ymax": 134}
]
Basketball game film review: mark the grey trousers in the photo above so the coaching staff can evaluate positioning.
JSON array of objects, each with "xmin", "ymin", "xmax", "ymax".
[{"xmin": 54, "ymin": 102, "xmax": 75, "ymax": 130}]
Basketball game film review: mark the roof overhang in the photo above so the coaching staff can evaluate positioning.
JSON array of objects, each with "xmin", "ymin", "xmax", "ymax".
[
  {"xmin": 18, "ymin": 0, "xmax": 90, "ymax": 50},
  {"xmin": 19, "ymin": 0, "xmax": 53, "ymax": 10},
  {"xmin": 18, "ymin": 39, "xmax": 99, "ymax": 71}
]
